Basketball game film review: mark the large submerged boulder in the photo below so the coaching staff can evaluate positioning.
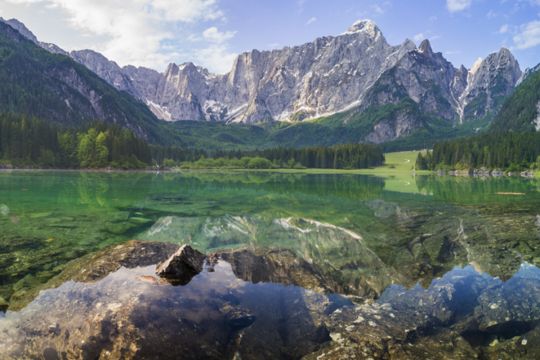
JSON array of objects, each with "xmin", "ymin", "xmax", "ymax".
[
  {"xmin": 2, "ymin": 240, "xmax": 540, "ymax": 359},
  {"xmin": 0, "ymin": 241, "xmax": 339, "ymax": 359}
]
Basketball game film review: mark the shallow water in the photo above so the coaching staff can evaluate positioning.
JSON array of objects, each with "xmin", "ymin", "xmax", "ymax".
[
  {"xmin": 0, "ymin": 259, "xmax": 344, "ymax": 359},
  {"xmin": 0, "ymin": 170, "xmax": 539, "ymax": 357}
]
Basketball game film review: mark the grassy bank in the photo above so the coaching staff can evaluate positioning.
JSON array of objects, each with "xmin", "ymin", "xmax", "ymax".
[
  {"xmin": 236, "ymin": 151, "xmax": 426, "ymax": 175},
  {"xmin": 175, "ymin": 151, "xmax": 428, "ymax": 194}
]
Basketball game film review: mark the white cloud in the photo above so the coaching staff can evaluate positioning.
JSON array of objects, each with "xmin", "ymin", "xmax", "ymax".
[
  {"xmin": 412, "ymin": 32, "xmax": 440, "ymax": 44},
  {"xmin": 305, "ymin": 16, "xmax": 317, "ymax": 25},
  {"xmin": 2, "ymin": 0, "xmax": 233, "ymax": 72},
  {"xmin": 446, "ymin": 0, "xmax": 472, "ymax": 12},
  {"xmin": 195, "ymin": 26, "xmax": 237, "ymax": 72},
  {"xmin": 499, "ymin": 24, "xmax": 509, "ymax": 34},
  {"xmin": 371, "ymin": 4, "xmax": 385, "ymax": 14},
  {"xmin": 513, "ymin": 20, "xmax": 540, "ymax": 49},
  {"xmin": 194, "ymin": 44, "xmax": 236, "ymax": 73},
  {"xmin": 202, "ymin": 26, "xmax": 236, "ymax": 43},
  {"xmin": 151, "ymin": 0, "xmax": 224, "ymax": 22},
  {"xmin": 297, "ymin": 0, "xmax": 307, "ymax": 13},
  {"xmin": 413, "ymin": 33, "xmax": 425, "ymax": 43}
]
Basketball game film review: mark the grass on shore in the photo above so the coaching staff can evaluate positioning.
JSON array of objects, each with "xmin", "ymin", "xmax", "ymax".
[
  {"xmin": 177, "ymin": 151, "xmax": 427, "ymax": 194},
  {"xmin": 244, "ymin": 151, "xmax": 426, "ymax": 176}
]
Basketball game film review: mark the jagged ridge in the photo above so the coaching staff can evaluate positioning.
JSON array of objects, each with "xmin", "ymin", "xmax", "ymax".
[{"xmin": 0, "ymin": 18, "xmax": 524, "ymax": 144}]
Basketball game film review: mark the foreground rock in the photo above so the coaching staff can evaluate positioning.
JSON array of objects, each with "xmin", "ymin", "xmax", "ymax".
[
  {"xmin": 220, "ymin": 248, "xmax": 342, "ymax": 293},
  {"xmin": 6, "ymin": 240, "xmax": 179, "ymax": 311},
  {"xmin": 306, "ymin": 264, "xmax": 540, "ymax": 360},
  {"xmin": 0, "ymin": 241, "xmax": 339, "ymax": 359},
  {"xmin": 156, "ymin": 244, "xmax": 206, "ymax": 285},
  {"xmin": 1, "ymin": 241, "xmax": 540, "ymax": 359}
]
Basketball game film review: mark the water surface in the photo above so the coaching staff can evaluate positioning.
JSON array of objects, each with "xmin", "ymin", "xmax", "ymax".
[
  {"xmin": 0, "ymin": 170, "xmax": 539, "ymax": 357},
  {"xmin": 0, "ymin": 170, "xmax": 539, "ymax": 303}
]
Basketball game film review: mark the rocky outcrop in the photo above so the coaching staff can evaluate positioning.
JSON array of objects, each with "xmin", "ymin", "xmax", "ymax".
[
  {"xmin": 366, "ymin": 39, "xmax": 463, "ymax": 121},
  {"xmin": 458, "ymin": 48, "xmax": 522, "ymax": 122},
  {"xmin": 2, "ymin": 241, "xmax": 540, "ymax": 359},
  {"xmin": 307, "ymin": 264, "xmax": 540, "ymax": 360},
  {"xmin": 0, "ymin": 241, "xmax": 336, "ymax": 359},
  {"xmin": 70, "ymin": 49, "xmax": 137, "ymax": 94},
  {"xmin": 155, "ymin": 244, "xmax": 206, "ymax": 284},
  {"xmin": 69, "ymin": 21, "xmax": 520, "ymax": 133}
]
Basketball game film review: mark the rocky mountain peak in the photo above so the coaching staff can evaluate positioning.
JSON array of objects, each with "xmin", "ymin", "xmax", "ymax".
[
  {"xmin": 165, "ymin": 62, "xmax": 211, "ymax": 79},
  {"xmin": 457, "ymin": 48, "xmax": 522, "ymax": 122},
  {"xmin": 418, "ymin": 39, "xmax": 433, "ymax": 55},
  {"xmin": 1, "ymin": 17, "xmax": 68, "ymax": 55},
  {"xmin": 164, "ymin": 62, "xmax": 180, "ymax": 75},
  {"xmin": 5, "ymin": 16, "xmax": 523, "ymax": 138},
  {"xmin": 71, "ymin": 49, "xmax": 117, "ymax": 66},
  {"xmin": 180, "ymin": 62, "xmax": 208, "ymax": 76},
  {"xmin": 482, "ymin": 48, "xmax": 521, "ymax": 76},
  {"xmin": 345, "ymin": 19, "xmax": 382, "ymax": 39},
  {"xmin": 498, "ymin": 47, "xmax": 512, "ymax": 57},
  {"xmin": 401, "ymin": 39, "xmax": 417, "ymax": 51},
  {"xmin": 0, "ymin": 17, "xmax": 38, "ymax": 43}
]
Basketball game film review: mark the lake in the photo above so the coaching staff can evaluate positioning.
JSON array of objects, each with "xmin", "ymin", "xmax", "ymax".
[{"xmin": 0, "ymin": 170, "xmax": 539, "ymax": 358}]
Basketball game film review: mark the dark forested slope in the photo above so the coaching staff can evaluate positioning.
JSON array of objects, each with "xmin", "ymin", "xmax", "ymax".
[{"xmin": 0, "ymin": 21, "xmax": 167, "ymax": 142}]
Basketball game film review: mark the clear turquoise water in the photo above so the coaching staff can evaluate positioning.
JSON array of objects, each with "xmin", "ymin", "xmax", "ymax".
[{"xmin": 0, "ymin": 170, "xmax": 539, "ymax": 305}]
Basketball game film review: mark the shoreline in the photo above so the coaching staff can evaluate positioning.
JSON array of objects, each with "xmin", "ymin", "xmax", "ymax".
[{"xmin": 1, "ymin": 167, "xmax": 538, "ymax": 178}]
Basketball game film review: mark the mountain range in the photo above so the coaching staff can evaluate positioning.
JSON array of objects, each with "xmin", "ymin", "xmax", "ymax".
[{"xmin": 0, "ymin": 17, "xmax": 537, "ymax": 148}]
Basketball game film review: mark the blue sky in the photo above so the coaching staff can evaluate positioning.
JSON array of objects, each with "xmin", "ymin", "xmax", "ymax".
[{"xmin": 0, "ymin": 0, "xmax": 539, "ymax": 73}]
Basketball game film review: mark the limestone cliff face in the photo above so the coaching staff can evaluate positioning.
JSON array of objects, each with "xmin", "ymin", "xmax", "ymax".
[
  {"xmin": 94, "ymin": 20, "xmax": 414, "ymax": 124},
  {"xmin": 458, "ymin": 48, "xmax": 522, "ymax": 122},
  {"xmin": 213, "ymin": 20, "xmax": 412, "ymax": 124},
  {"xmin": 69, "ymin": 20, "xmax": 519, "ymax": 132},
  {"xmin": 1, "ymin": 17, "xmax": 523, "ymax": 142}
]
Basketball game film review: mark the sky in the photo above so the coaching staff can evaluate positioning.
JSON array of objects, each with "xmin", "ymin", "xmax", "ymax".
[{"xmin": 0, "ymin": 0, "xmax": 539, "ymax": 74}]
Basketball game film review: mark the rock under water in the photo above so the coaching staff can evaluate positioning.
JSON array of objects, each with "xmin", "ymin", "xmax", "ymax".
[
  {"xmin": 155, "ymin": 244, "xmax": 206, "ymax": 285},
  {"xmin": 0, "ymin": 241, "xmax": 539, "ymax": 359}
]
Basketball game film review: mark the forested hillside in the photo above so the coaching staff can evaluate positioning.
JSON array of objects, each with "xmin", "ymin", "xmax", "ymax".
[
  {"xmin": 417, "ymin": 132, "xmax": 540, "ymax": 171},
  {"xmin": 181, "ymin": 144, "xmax": 385, "ymax": 169},
  {"xmin": 0, "ymin": 114, "xmax": 152, "ymax": 168},
  {"xmin": 0, "ymin": 114, "xmax": 384, "ymax": 169},
  {"xmin": 490, "ymin": 68, "xmax": 540, "ymax": 132},
  {"xmin": 416, "ymin": 66, "xmax": 540, "ymax": 172},
  {"xmin": 0, "ymin": 21, "xmax": 168, "ymax": 142}
]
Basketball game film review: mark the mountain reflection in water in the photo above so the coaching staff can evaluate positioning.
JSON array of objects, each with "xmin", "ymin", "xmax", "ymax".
[{"xmin": 0, "ymin": 171, "xmax": 539, "ymax": 358}]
